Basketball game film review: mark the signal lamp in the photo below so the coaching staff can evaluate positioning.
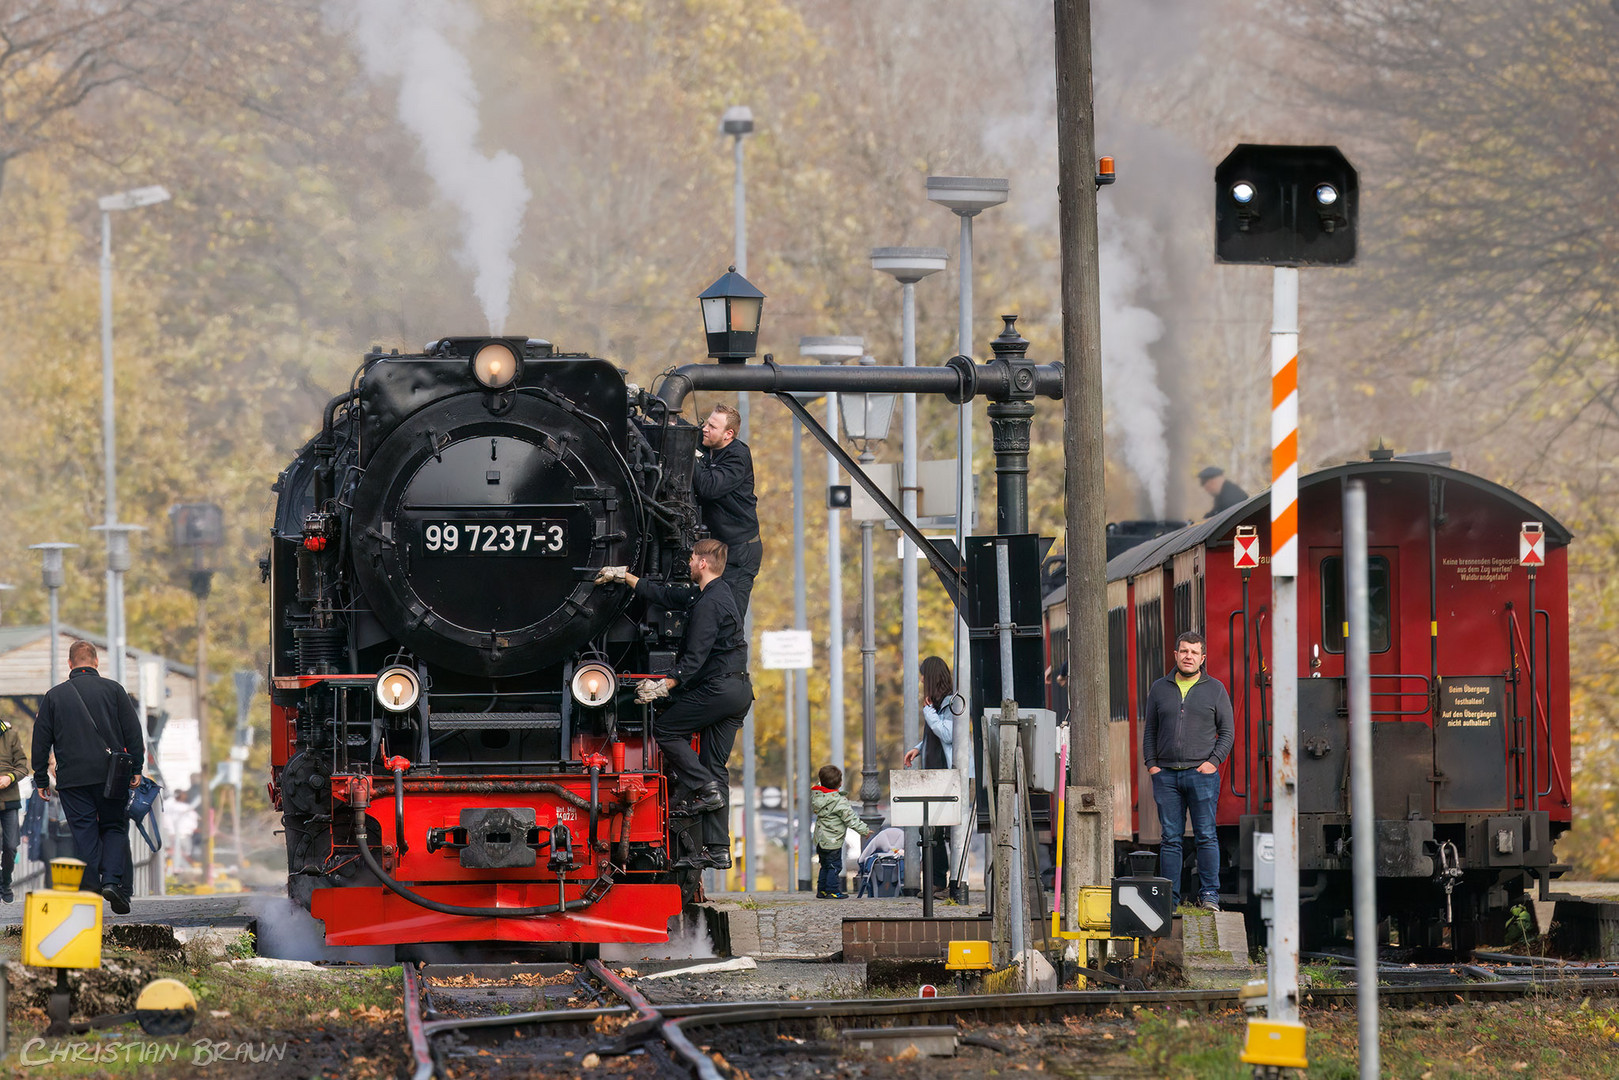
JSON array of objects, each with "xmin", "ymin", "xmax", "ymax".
[
  {"xmin": 375, "ymin": 666, "xmax": 421, "ymax": 712},
  {"xmin": 1231, "ymin": 181, "xmax": 1256, "ymax": 204},
  {"xmin": 472, "ymin": 341, "xmax": 522, "ymax": 389},
  {"xmin": 1314, "ymin": 183, "xmax": 1339, "ymax": 206},
  {"xmin": 571, "ymin": 662, "xmax": 616, "ymax": 708}
]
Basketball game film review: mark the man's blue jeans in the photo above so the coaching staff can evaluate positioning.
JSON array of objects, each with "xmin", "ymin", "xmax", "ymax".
[{"xmin": 1151, "ymin": 768, "xmax": 1221, "ymax": 906}]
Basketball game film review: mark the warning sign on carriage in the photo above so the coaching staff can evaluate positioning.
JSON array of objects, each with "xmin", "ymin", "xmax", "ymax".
[
  {"xmin": 1233, "ymin": 526, "xmax": 1261, "ymax": 570},
  {"xmin": 1519, "ymin": 522, "xmax": 1545, "ymax": 567}
]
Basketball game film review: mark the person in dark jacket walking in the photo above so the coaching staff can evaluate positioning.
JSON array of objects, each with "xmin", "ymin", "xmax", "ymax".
[
  {"xmin": 692, "ymin": 404, "xmax": 762, "ymax": 619},
  {"xmin": 597, "ymin": 539, "xmax": 751, "ymax": 871},
  {"xmin": 0, "ymin": 716, "xmax": 29, "ymax": 902},
  {"xmin": 1142, "ymin": 630, "xmax": 1234, "ymax": 910},
  {"xmin": 32, "ymin": 640, "xmax": 144, "ymax": 913}
]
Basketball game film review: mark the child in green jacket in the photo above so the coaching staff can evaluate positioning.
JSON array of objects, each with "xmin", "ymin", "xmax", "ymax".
[{"xmin": 811, "ymin": 765, "xmax": 872, "ymax": 899}]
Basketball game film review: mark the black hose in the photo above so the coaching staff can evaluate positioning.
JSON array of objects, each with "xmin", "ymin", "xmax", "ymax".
[
  {"xmin": 352, "ymin": 806, "xmax": 613, "ymax": 918},
  {"xmin": 393, "ymin": 765, "xmax": 408, "ymax": 855},
  {"xmin": 322, "ymin": 389, "xmax": 361, "ymax": 441}
]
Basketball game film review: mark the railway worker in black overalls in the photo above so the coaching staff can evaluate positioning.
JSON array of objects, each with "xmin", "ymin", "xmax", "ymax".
[
  {"xmin": 692, "ymin": 404, "xmax": 762, "ymax": 619},
  {"xmin": 597, "ymin": 539, "xmax": 751, "ymax": 871},
  {"xmin": 1142, "ymin": 630, "xmax": 1234, "ymax": 911}
]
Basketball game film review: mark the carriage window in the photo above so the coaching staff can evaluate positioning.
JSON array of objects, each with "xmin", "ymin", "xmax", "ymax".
[
  {"xmin": 1107, "ymin": 607, "xmax": 1128, "ymax": 722},
  {"xmin": 1320, "ymin": 555, "xmax": 1391, "ymax": 654}
]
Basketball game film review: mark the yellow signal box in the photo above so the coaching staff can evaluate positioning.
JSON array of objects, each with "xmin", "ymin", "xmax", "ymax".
[
  {"xmin": 1240, "ymin": 1018, "xmax": 1309, "ymax": 1070},
  {"xmin": 23, "ymin": 858, "xmax": 103, "ymax": 971},
  {"xmin": 946, "ymin": 940, "xmax": 993, "ymax": 972}
]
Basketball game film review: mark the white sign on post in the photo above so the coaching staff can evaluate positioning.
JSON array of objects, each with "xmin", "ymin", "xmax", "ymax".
[
  {"xmin": 760, "ymin": 630, "xmax": 813, "ymax": 670},
  {"xmin": 888, "ymin": 769, "xmax": 963, "ymax": 826}
]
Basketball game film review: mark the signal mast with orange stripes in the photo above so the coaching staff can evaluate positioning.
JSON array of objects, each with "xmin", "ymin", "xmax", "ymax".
[{"xmin": 1215, "ymin": 143, "xmax": 1358, "ymax": 1067}]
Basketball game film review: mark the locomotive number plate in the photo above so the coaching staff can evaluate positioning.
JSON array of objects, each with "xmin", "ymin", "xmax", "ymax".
[{"xmin": 421, "ymin": 520, "xmax": 568, "ymax": 556}]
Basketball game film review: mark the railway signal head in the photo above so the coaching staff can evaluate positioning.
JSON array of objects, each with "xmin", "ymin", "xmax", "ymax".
[
  {"xmin": 699, "ymin": 267, "xmax": 765, "ymax": 363},
  {"xmin": 1215, "ymin": 144, "xmax": 1358, "ymax": 266}
]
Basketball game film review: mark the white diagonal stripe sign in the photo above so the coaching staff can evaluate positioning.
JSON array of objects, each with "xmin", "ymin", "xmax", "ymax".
[
  {"xmin": 39, "ymin": 903, "xmax": 98, "ymax": 958},
  {"xmin": 1118, "ymin": 884, "xmax": 1164, "ymax": 932}
]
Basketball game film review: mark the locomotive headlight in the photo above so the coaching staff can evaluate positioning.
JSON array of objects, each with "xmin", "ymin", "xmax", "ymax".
[
  {"xmin": 472, "ymin": 341, "xmax": 521, "ymax": 389},
  {"xmin": 376, "ymin": 665, "xmax": 421, "ymax": 712},
  {"xmin": 1314, "ymin": 183, "xmax": 1339, "ymax": 206},
  {"xmin": 1230, "ymin": 180, "xmax": 1256, "ymax": 204},
  {"xmin": 570, "ymin": 662, "xmax": 616, "ymax": 708}
]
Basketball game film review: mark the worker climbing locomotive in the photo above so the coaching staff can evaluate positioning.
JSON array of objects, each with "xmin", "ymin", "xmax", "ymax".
[{"xmin": 265, "ymin": 336, "xmax": 719, "ymax": 954}]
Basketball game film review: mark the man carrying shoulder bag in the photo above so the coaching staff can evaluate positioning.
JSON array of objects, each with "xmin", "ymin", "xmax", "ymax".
[{"xmin": 31, "ymin": 640, "xmax": 143, "ymax": 914}]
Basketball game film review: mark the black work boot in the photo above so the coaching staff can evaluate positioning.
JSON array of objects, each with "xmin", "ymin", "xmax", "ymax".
[{"xmin": 671, "ymin": 783, "xmax": 725, "ymax": 818}]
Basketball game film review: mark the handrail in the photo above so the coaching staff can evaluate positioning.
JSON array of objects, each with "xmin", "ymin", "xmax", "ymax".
[
  {"xmin": 1367, "ymin": 673, "xmax": 1432, "ymax": 717},
  {"xmin": 1226, "ymin": 606, "xmax": 1249, "ymax": 800},
  {"xmin": 1507, "ymin": 607, "xmax": 1568, "ymax": 805}
]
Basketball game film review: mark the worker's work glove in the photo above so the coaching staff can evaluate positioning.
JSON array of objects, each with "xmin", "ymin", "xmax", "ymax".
[
  {"xmin": 635, "ymin": 679, "xmax": 671, "ymax": 704},
  {"xmin": 595, "ymin": 565, "xmax": 629, "ymax": 585}
]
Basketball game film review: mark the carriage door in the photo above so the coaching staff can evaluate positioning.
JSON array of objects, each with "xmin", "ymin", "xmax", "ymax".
[{"xmin": 1301, "ymin": 547, "xmax": 1402, "ymax": 815}]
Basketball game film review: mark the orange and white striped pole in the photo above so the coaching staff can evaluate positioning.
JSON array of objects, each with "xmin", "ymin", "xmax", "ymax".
[{"xmin": 1268, "ymin": 265, "xmax": 1301, "ymax": 1024}]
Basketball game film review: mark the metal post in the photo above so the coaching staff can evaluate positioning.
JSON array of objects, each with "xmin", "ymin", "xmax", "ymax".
[
  {"xmin": 793, "ymin": 418, "xmax": 813, "ymax": 892},
  {"xmin": 901, "ymin": 279, "xmax": 920, "ymax": 891},
  {"xmin": 1344, "ymin": 480, "xmax": 1379, "ymax": 1079},
  {"xmin": 48, "ymin": 587, "xmax": 60, "ymax": 684},
  {"xmin": 733, "ymin": 129, "xmax": 758, "ymax": 894},
  {"xmin": 826, "ymin": 390, "xmax": 845, "ymax": 777},
  {"xmin": 99, "ymin": 210, "xmax": 120, "ymax": 688},
  {"xmin": 992, "ymin": 539, "xmax": 1024, "ymax": 970},
  {"xmin": 783, "ymin": 669, "xmax": 796, "ymax": 890},
  {"xmin": 197, "ymin": 590, "xmax": 214, "ymax": 888},
  {"xmin": 858, "ymin": 499, "xmax": 882, "ymax": 831},
  {"xmin": 1055, "ymin": 0, "xmax": 1115, "ymax": 927},
  {"xmin": 953, "ymin": 209, "xmax": 975, "ymax": 897},
  {"xmin": 1268, "ymin": 264, "xmax": 1301, "ymax": 1023}
]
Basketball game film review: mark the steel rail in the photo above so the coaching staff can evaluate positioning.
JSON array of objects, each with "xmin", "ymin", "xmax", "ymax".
[
  {"xmin": 587, "ymin": 959, "xmax": 724, "ymax": 1080},
  {"xmin": 401, "ymin": 963, "xmax": 436, "ymax": 1080},
  {"xmin": 404, "ymin": 962, "xmax": 1619, "ymax": 1079}
]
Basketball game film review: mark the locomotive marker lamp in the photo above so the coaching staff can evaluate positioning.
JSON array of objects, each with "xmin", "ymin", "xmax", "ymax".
[
  {"xmin": 375, "ymin": 665, "xmax": 421, "ymax": 712},
  {"xmin": 570, "ymin": 662, "xmax": 616, "ymax": 708},
  {"xmin": 698, "ymin": 267, "xmax": 764, "ymax": 363},
  {"xmin": 472, "ymin": 339, "xmax": 522, "ymax": 389}
]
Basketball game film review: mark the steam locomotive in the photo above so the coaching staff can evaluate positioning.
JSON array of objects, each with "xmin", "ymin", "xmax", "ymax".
[
  {"xmin": 266, "ymin": 337, "xmax": 708, "ymax": 952},
  {"xmin": 1046, "ymin": 454, "xmax": 1573, "ymax": 950}
]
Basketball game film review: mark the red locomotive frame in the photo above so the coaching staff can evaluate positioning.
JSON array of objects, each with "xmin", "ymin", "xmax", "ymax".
[{"xmin": 1052, "ymin": 457, "xmax": 1572, "ymax": 948}]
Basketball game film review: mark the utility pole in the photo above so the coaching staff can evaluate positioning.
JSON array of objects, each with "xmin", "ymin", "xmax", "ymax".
[{"xmin": 1054, "ymin": 0, "xmax": 1114, "ymax": 908}]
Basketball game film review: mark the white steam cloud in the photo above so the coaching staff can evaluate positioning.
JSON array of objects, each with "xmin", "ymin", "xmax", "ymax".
[
  {"xmin": 1098, "ymin": 205, "xmax": 1172, "ymax": 518},
  {"xmin": 333, "ymin": 0, "xmax": 530, "ymax": 333}
]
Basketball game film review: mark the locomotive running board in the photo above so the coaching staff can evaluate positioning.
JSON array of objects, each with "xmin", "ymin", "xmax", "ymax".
[{"xmin": 312, "ymin": 883, "xmax": 683, "ymax": 946}]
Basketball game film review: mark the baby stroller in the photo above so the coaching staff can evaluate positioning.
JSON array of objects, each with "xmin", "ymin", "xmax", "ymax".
[{"xmin": 856, "ymin": 851, "xmax": 905, "ymax": 898}]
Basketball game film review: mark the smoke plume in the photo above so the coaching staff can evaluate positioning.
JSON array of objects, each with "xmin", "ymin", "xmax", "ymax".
[
  {"xmin": 332, "ymin": 0, "xmax": 530, "ymax": 333},
  {"xmin": 1097, "ymin": 206, "xmax": 1172, "ymax": 518}
]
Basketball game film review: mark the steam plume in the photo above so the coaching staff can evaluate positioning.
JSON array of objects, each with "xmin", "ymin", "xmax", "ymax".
[
  {"xmin": 334, "ymin": 0, "xmax": 530, "ymax": 333},
  {"xmin": 1098, "ymin": 206, "xmax": 1172, "ymax": 518}
]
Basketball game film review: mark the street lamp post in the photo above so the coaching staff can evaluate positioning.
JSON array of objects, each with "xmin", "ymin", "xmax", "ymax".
[
  {"xmin": 927, "ymin": 177, "xmax": 1007, "ymax": 899},
  {"xmin": 871, "ymin": 246, "xmax": 948, "ymax": 890},
  {"xmin": 98, "ymin": 183, "xmax": 171, "ymax": 689},
  {"xmin": 29, "ymin": 544, "xmax": 79, "ymax": 685},
  {"xmin": 797, "ymin": 337, "xmax": 864, "ymax": 781},
  {"xmin": 722, "ymin": 103, "xmax": 761, "ymax": 894},
  {"xmin": 840, "ymin": 360, "xmax": 898, "ymax": 831}
]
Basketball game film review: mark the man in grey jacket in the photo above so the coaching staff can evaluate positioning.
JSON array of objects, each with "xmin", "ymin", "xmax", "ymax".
[{"xmin": 1142, "ymin": 630, "xmax": 1234, "ymax": 910}]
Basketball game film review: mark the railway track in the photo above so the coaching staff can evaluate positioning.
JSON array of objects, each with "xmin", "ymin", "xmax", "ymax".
[{"xmin": 401, "ymin": 958, "xmax": 1619, "ymax": 1079}]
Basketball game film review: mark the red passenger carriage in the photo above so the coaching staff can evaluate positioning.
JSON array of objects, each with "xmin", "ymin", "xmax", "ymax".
[{"xmin": 1052, "ymin": 455, "xmax": 1572, "ymax": 948}]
